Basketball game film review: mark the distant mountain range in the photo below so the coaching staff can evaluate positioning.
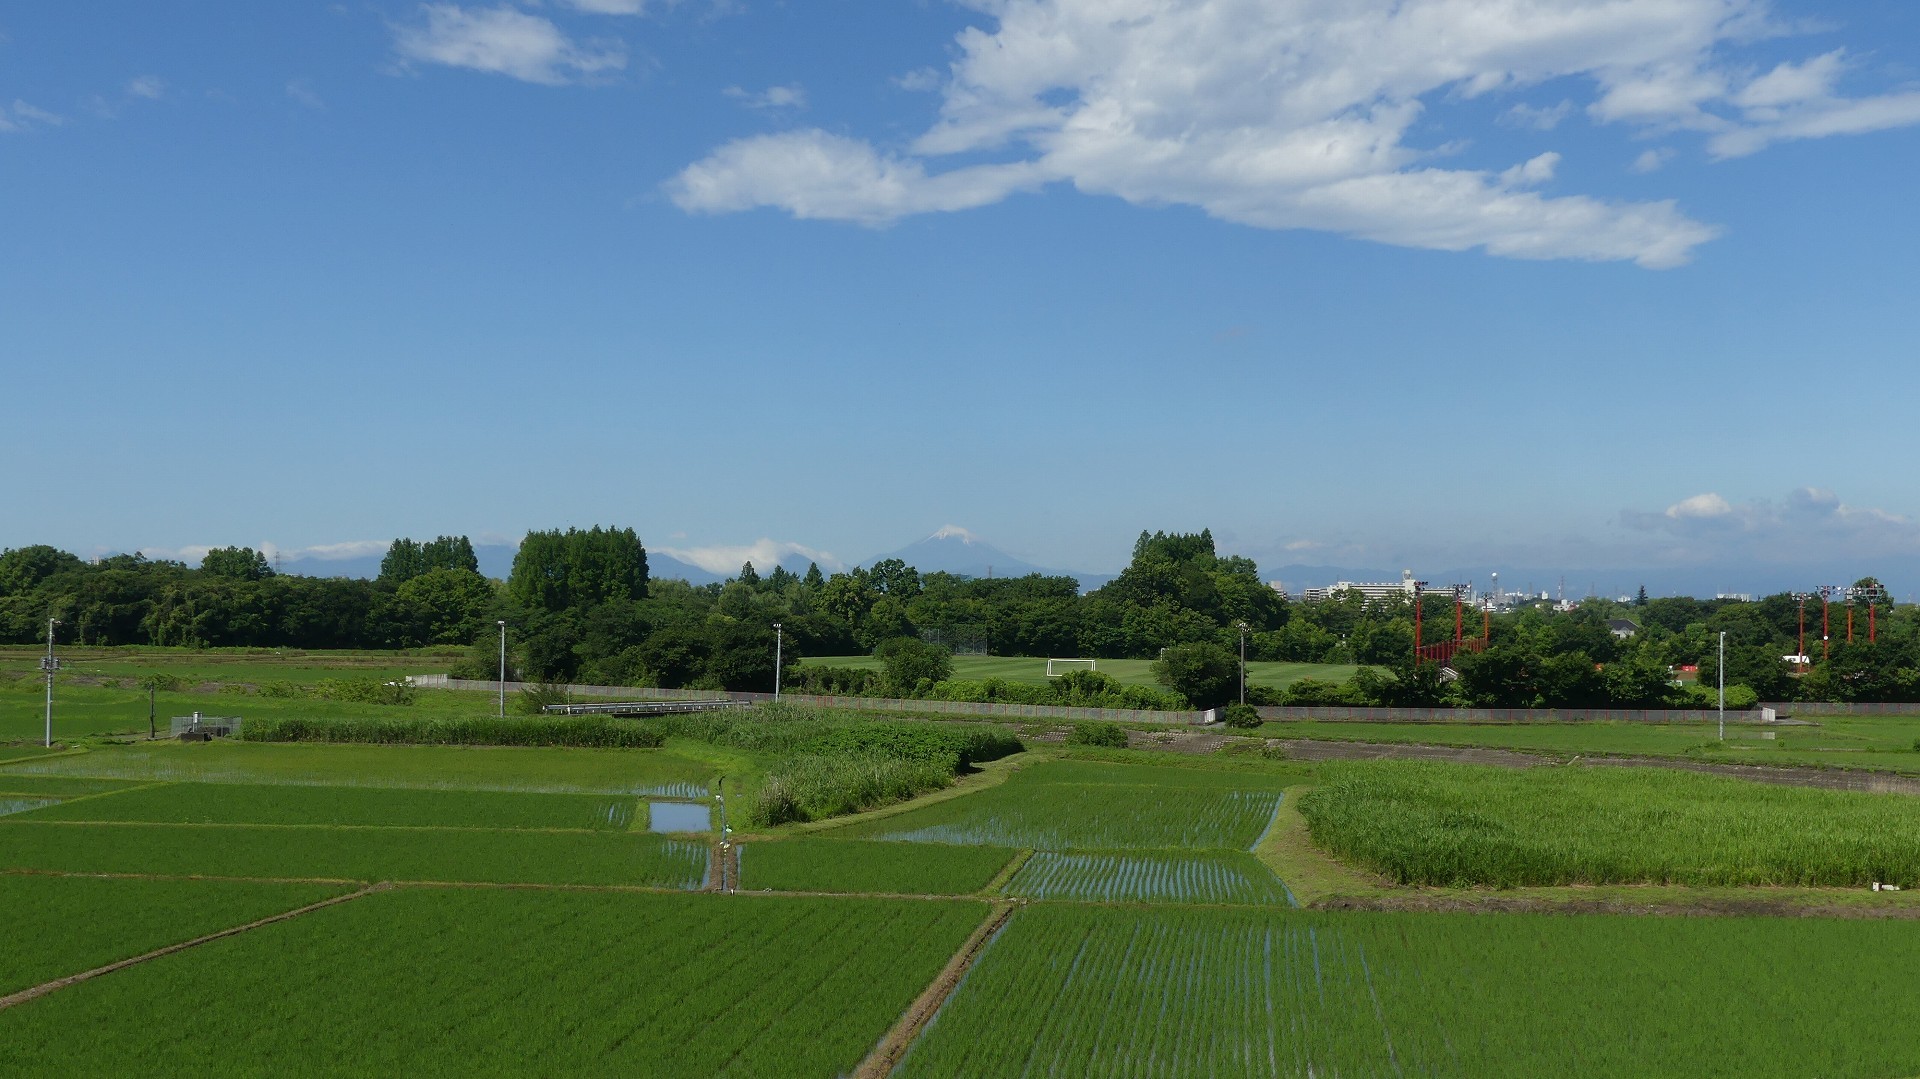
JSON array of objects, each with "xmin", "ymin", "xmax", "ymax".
[{"xmin": 246, "ymin": 537, "xmax": 1912, "ymax": 603}]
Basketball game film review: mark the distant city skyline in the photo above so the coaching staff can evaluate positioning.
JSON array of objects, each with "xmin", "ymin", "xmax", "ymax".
[{"xmin": 5, "ymin": 3, "xmax": 1918, "ymax": 593}]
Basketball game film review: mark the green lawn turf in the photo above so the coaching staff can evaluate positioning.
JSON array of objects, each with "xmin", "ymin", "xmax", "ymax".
[
  {"xmin": 0, "ymin": 887, "xmax": 988, "ymax": 1078},
  {"xmin": 1, "ymin": 740, "xmax": 728, "ymax": 797},
  {"xmin": 1298, "ymin": 759, "xmax": 1920, "ymax": 888},
  {"xmin": 0, "ymin": 874, "xmax": 350, "ymax": 995},
  {"xmin": 0, "ymin": 821, "xmax": 710, "ymax": 887},
  {"xmin": 1263, "ymin": 715, "xmax": 1920, "ymax": 774},
  {"xmin": 740, "ymin": 838, "xmax": 1017, "ymax": 895},
  {"xmin": 900, "ymin": 904, "xmax": 1920, "ymax": 1079},
  {"xmin": 13, "ymin": 782, "xmax": 650, "ymax": 831},
  {"xmin": 801, "ymin": 654, "xmax": 1358, "ymax": 690}
]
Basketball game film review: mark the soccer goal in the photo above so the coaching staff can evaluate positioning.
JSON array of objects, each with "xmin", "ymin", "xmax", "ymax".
[{"xmin": 1046, "ymin": 658, "xmax": 1098, "ymax": 677}]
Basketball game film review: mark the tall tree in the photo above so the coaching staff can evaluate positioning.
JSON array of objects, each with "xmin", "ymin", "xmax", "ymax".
[
  {"xmin": 200, "ymin": 547, "xmax": 273, "ymax": 581},
  {"xmin": 506, "ymin": 526, "xmax": 649, "ymax": 613}
]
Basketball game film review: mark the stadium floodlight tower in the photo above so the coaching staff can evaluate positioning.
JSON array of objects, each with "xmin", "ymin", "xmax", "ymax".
[
  {"xmin": 496, "ymin": 620, "xmax": 508, "ymax": 718},
  {"xmin": 42, "ymin": 617, "xmax": 61, "ymax": 747}
]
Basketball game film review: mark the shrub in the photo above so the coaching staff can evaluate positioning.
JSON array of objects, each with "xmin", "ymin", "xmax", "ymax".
[
  {"xmin": 1220, "ymin": 703, "xmax": 1262, "ymax": 729},
  {"xmin": 748, "ymin": 753, "xmax": 956, "ymax": 827},
  {"xmin": 1151, "ymin": 643, "xmax": 1238, "ymax": 708},
  {"xmin": 873, "ymin": 637, "xmax": 953, "ymax": 695},
  {"xmin": 242, "ymin": 715, "xmax": 664, "ymax": 749},
  {"xmin": 313, "ymin": 678, "xmax": 415, "ymax": 706},
  {"xmin": 1066, "ymin": 722, "xmax": 1129, "ymax": 749},
  {"xmin": 518, "ymin": 681, "xmax": 570, "ymax": 715}
]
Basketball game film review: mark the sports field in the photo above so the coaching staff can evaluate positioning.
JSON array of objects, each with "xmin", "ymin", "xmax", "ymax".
[{"xmin": 801, "ymin": 653, "xmax": 1358, "ymax": 690}]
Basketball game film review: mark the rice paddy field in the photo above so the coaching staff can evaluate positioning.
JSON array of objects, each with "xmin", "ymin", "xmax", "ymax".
[
  {"xmin": 899, "ymin": 904, "xmax": 1920, "ymax": 1079},
  {"xmin": 9, "ymin": 652, "xmax": 1920, "ymax": 1076},
  {"xmin": 1299, "ymin": 759, "xmax": 1920, "ymax": 888}
]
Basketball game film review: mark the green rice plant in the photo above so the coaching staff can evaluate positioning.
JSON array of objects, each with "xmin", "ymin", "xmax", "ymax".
[
  {"xmin": 6, "ymin": 742, "xmax": 714, "ymax": 797},
  {"xmin": 0, "ymin": 775, "xmax": 149, "ymax": 797},
  {"xmin": 0, "ymin": 875, "xmax": 348, "ymax": 995},
  {"xmin": 14, "ymin": 782, "xmax": 643, "ymax": 831},
  {"xmin": 901, "ymin": 904, "xmax": 1920, "ymax": 1079},
  {"xmin": 740, "ymin": 839, "xmax": 1016, "ymax": 895},
  {"xmin": 837, "ymin": 763, "xmax": 1285, "ymax": 850},
  {"xmin": 0, "ymin": 888, "xmax": 986, "ymax": 1078},
  {"xmin": 0, "ymin": 821, "xmax": 708, "ymax": 887},
  {"xmin": 1298, "ymin": 760, "xmax": 1920, "ymax": 888},
  {"xmin": 1002, "ymin": 850, "xmax": 1292, "ymax": 905},
  {"xmin": 242, "ymin": 714, "xmax": 666, "ymax": 749}
]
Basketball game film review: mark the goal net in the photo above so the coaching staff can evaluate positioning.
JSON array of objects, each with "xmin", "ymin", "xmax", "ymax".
[{"xmin": 1046, "ymin": 658, "xmax": 1098, "ymax": 677}]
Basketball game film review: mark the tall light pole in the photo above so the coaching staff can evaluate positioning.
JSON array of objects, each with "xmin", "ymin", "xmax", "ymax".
[
  {"xmin": 772, "ymin": 623, "xmax": 783, "ymax": 702},
  {"xmin": 1717, "ymin": 630, "xmax": 1726, "ymax": 742},
  {"xmin": 1236, "ymin": 622, "xmax": 1249, "ymax": 706},
  {"xmin": 496, "ymin": 620, "xmax": 508, "ymax": 718},
  {"xmin": 42, "ymin": 617, "xmax": 61, "ymax": 747}
]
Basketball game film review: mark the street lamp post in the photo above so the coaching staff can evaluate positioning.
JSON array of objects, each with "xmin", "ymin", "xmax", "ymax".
[
  {"xmin": 43, "ymin": 617, "xmax": 61, "ymax": 748},
  {"xmin": 772, "ymin": 623, "xmax": 783, "ymax": 702},
  {"xmin": 496, "ymin": 620, "xmax": 508, "ymax": 718},
  {"xmin": 1236, "ymin": 622, "xmax": 1249, "ymax": 706}
]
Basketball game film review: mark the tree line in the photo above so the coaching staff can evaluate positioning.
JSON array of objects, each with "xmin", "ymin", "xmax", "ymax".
[{"xmin": 2, "ymin": 529, "xmax": 1914, "ymax": 705}]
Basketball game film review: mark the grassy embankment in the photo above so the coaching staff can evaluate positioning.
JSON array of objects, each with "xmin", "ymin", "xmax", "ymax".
[{"xmin": 802, "ymin": 653, "xmax": 1358, "ymax": 691}]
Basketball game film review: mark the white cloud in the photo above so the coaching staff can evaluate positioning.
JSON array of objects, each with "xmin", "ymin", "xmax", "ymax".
[
  {"xmin": 1631, "ymin": 147, "xmax": 1675, "ymax": 173},
  {"xmin": 669, "ymin": 129, "xmax": 1046, "ymax": 226},
  {"xmin": 894, "ymin": 67, "xmax": 942, "ymax": 93},
  {"xmin": 723, "ymin": 83, "xmax": 807, "ymax": 110},
  {"xmin": 286, "ymin": 79, "xmax": 325, "ymax": 110},
  {"xmin": 393, "ymin": 4, "xmax": 625, "ymax": 85},
  {"xmin": 0, "ymin": 99, "xmax": 64, "ymax": 134},
  {"xmin": 1501, "ymin": 100, "xmax": 1574, "ymax": 131},
  {"xmin": 126, "ymin": 75, "xmax": 166, "ymax": 100},
  {"xmin": 1623, "ymin": 488, "xmax": 1920, "ymax": 562},
  {"xmin": 672, "ymin": 1, "xmax": 1920, "ymax": 268},
  {"xmin": 562, "ymin": 0, "xmax": 651, "ymax": 12},
  {"xmin": 655, "ymin": 538, "xmax": 844, "ymax": 576}
]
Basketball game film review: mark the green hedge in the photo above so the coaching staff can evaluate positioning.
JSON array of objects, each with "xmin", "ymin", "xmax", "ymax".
[{"xmin": 241, "ymin": 715, "xmax": 665, "ymax": 749}]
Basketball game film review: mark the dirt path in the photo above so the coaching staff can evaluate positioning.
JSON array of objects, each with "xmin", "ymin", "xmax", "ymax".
[
  {"xmin": 0, "ymin": 882, "xmax": 389, "ymax": 1012},
  {"xmin": 1278, "ymin": 739, "xmax": 1920, "ymax": 794},
  {"xmin": 853, "ymin": 900, "xmax": 1017, "ymax": 1079}
]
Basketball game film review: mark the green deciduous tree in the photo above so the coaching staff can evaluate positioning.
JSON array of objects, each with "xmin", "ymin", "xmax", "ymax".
[
  {"xmin": 1151, "ymin": 641, "xmax": 1238, "ymax": 708},
  {"xmin": 507, "ymin": 526, "xmax": 648, "ymax": 613}
]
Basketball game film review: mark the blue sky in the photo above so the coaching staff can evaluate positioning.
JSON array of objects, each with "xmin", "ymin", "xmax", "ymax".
[{"xmin": 4, "ymin": 1, "xmax": 1919, "ymax": 585}]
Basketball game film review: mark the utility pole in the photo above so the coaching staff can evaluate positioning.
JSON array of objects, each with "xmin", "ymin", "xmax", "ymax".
[
  {"xmin": 1236, "ymin": 622, "xmax": 1249, "ymax": 706},
  {"xmin": 148, "ymin": 681, "xmax": 156, "ymax": 740},
  {"xmin": 496, "ymin": 620, "xmax": 508, "ymax": 718},
  {"xmin": 773, "ymin": 623, "xmax": 783, "ymax": 702},
  {"xmin": 42, "ymin": 617, "xmax": 61, "ymax": 748},
  {"xmin": 1717, "ymin": 631, "xmax": 1726, "ymax": 742}
]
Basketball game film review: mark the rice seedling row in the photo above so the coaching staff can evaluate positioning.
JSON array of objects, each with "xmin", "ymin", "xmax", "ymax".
[
  {"xmin": 1002, "ymin": 850, "xmax": 1292, "ymax": 906},
  {"xmin": 0, "ymin": 875, "xmax": 349, "ymax": 995},
  {"xmin": 901, "ymin": 904, "xmax": 1920, "ymax": 1078},
  {"xmin": 740, "ymin": 839, "xmax": 1018, "ymax": 895},
  {"xmin": 14, "ymin": 782, "xmax": 644, "ymax": 832},
  {"xmin": 0, "ymin": 887, "xmax": 987, "ymax": 1078},
  {"xmin": 1299, "ymin": 760, "xmax": 1920, "ymax": 887},
  {"xmin": 839, "ymin": 768, "xmax": 1283, "ymax": 850},
  {"xmin": 0, "ymin": 821, "xmax": 708, "ymax": 887},
  {"xmin": 3, "ymin": 742, "xmax": 715, "ymax": 797},
  {"xmin": 0, "ymin": 775, "xmax": 151, "ymax": 797}
]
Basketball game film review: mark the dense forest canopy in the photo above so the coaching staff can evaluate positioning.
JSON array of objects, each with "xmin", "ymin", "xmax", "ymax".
[{"xmin": 1, "ymin": 532, "xmax": 1914, "ymax": 704}]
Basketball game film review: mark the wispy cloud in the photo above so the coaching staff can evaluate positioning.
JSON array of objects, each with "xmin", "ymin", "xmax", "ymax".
[
  {"xmin": 655, "ymin": 538, "xmax": 843, "ymax": 576},
  {"xmin": 286, "ymin": 79, "xmax": 325, "ymax": 111},
  {"xmin": 723, "ymin": 83, "xmax": 806, "ymax": 110},
  {"xmin": 393, "ymin": 4, "xmax": 625, "ymax": 85},
  {"xmin": 126, "ymin": 75, "xmax": 166, "ymax": 100},
  {"xmin": 0, "ymin": 99, "xmax": 63, "ymax": 134},
  {"xmin": 1621, "ymin": 488, "xmax": 1920, "ymax": 563}
]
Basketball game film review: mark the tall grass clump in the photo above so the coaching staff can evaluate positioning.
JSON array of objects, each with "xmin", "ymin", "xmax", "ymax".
[
  {"xmin": 242, "ymin": 715, "xmax": 665, "ymax": 749},
  {"xmin": 1298, "ymin": 760, "xmax": 1920, "ymax": 888},
  {"xmin": 750, "ymin": 753, "xmax": 957, "ymax": 827}
]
